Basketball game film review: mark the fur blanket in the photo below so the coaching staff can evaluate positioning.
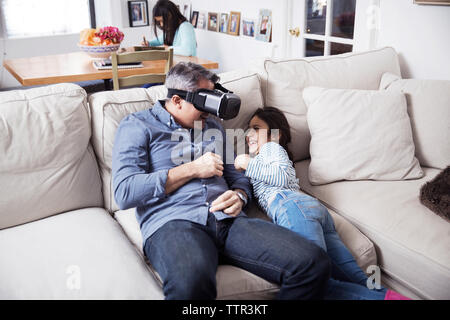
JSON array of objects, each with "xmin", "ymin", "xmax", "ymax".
[{"xmin": 420, "ymin": 166, "xmax": 450, "ymax": 221}]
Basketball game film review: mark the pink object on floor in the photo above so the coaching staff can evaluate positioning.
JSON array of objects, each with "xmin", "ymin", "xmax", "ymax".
[{"xmin": 384, "ymin": 290, "xmax": 412, "ymax": 300}]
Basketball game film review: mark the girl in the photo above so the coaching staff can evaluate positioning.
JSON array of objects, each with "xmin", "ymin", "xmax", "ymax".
[
  {"xmin": 142, "ymin": 0, "xmax": 197, "ymax": 57},
  {"xmin": 234, "ymin": 106, "xmax": 410, "ymax": 300}
]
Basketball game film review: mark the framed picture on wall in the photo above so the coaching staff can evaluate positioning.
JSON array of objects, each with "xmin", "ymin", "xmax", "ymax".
[
  {"xmin": 197, "ymin": 11, "xmax": 207, "ymax": 30},
  {"xmin": 128, "ymin": 0, "xmax": 149, "ymax": 27},
  {"xmin": 191, "ymin": 11, "xmax": 199, "ymax": 28},
  {"xmin": 208, "ymin": 12, "xmax": 219, "ymax": 32},
  {"xmin": 255, "ymin": 9, "xmax": 272, "ymax": 42},
  {"xmin": 228, "ymin": 11, "xmax": 241, "ymax": 36},
  {"xmin": 219, "ymin": 13, "xmax": 229, "ymax": 33},
  {"xmin": 414, "ymin": 0, "xmax": 450, "ymax": 5},
  {"xmin": 182, "ymin": 3, "xmax": 191, "ymax": 20},
  {"xmin": 241, "ymin": 18, "xmax": 256, "ymax": 38}
]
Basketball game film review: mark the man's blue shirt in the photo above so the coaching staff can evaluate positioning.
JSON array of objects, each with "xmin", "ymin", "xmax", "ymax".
[{"xmin": 112, "ymin": 100, "xmax": 252, "ymax": 247}]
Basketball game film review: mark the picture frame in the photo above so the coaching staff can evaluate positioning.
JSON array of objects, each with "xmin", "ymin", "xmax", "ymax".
[
  {"xmin": 255, "ymin": 9, "xmax": 272, "ymax": 42},
  {"xmin": 241, "ymin": 18, "xmax": 256, "ymax": 38},
  {"xmin": 128, "ymin": 0, "xmax": 149, "ymax": 27},
  {"xmin": 182, "ymin": 3, "xmax": 191, "ymax": 21},
  {"xmin": 219, "ymin": 13, "xmax": 229, "ymax": 33},
  {"xmin": 208, "ymin": 12, "xmax": 219, "ymax": 32},
  {"xmin": 191, "ymin": 11, "xmax": 199, "ymax": 28},
  {"xmin": 228, "ymin": 11, "xmax": 241, "ymax": 36},
  {"xmin": 197, "ymin": 11, "xmax": 207, "ymax": 30},
  {"xmin": 413, "ymin": 0, "xmax": 450, "ymax": 5}
]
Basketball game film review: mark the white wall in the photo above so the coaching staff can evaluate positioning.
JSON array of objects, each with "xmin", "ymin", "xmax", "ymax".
[
  {"xmin": 170, "ymin": 0, "xmax": 287, "ymax": 73},
  {"xmin": 1, "ymin": 0, "xmax": 449, "ymax": 88},
  {"xmin": 376, "ymin": 0, "xmax": 450, "ymax": 80}
]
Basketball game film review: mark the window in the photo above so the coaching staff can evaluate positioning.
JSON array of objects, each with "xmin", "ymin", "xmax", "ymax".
[
  {"xmin": 305, "ymin": 0, "xmax": 355, "ymax": 57},
  {"xmin": 1, "ymin": 0, "xmax": 94, "ymax": 38}
]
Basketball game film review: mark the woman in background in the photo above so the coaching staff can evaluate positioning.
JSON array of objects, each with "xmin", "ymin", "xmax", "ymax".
[{"xmin": 142, "ymin": 0, "xmax": 197, "ymax": 57}]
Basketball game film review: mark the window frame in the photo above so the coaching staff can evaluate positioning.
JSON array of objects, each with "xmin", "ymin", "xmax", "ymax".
[
  {"xmin": 303, "ymin": 0, "xmax": 355, "ymax": 56},
  {"xmin": 0, "ymin": 0, "xmax": 96, "ymax": 39}
]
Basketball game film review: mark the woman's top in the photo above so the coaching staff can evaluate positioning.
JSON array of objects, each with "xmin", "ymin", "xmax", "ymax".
[
  {"xmin": 149, "ymin": 21, "xmax": 197, "ymax": 56},
  {"xmin": 245, "ymin": 142, "xmax": 300, "ymax": 214}
]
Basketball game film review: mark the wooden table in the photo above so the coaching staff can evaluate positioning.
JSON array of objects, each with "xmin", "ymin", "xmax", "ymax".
[{"xmin": 3, "ymin": 50, "xmax": 219, "ymax": 87}]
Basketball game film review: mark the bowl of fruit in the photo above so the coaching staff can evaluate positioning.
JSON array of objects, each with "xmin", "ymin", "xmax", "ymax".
[{"xmin": 78, "ymin": 26, "xmax": 124, "ymax": 59}]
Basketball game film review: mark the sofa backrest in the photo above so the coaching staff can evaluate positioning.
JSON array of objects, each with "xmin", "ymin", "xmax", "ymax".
[
  {"xmin": 250, "ymin": 46, "xmax": 402, "ymax": 161},
  {"xmin": 380, "ymin": 73, "xmax": 450, "ymax": 170},
  {"xmin": 89, "ymin": 71, "xmax": 264, "ymax": 213},
  {"xmin": 0, "ymin": 84, "xmax": 103, "ymax": 229}
]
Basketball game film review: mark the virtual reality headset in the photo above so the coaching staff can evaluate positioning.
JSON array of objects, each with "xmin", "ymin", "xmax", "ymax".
[{"xmin": 167, "ymin": 83, "xmax": 241, "ymax": 120}]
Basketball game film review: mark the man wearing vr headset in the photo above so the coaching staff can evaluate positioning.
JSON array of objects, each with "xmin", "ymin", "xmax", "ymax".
[{"xmin": 112, "ymin": 62, "xmax": 330, "ymax": 300}]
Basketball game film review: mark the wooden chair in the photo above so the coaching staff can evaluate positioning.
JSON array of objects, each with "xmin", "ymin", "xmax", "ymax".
[{"xmin": 111, "ymin": 47, "xmax": 173, "ymax": 90}]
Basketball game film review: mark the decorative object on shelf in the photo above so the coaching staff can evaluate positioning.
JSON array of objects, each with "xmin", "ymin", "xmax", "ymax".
[
  {"xmin": 128, "ymin": 0, "xmax": 149, "ymax": 27},
  {"xmin": 241, "ymin": 18, "xmax": 256, "ymax": 38},
  {"xmin": 197, "ymin": 11, "xmax": 207, "ymax": 30},
  {"xmin": 414, "ymin": 0, "xmax": 450, "ymax": 5},
  {"xmin": 78, "ymin": 27, "xmax": 124, "ymax": 59},
  {"xmin": 208, "ymin": 12, "xmax": 219, "ymax": 32},
  {"xmin": 228, "ymin": 11, "xmax": 241, "ymax": 36},
  {"xmin": 255, "ymin": 9, "xmax": 272, "ymax": 42},
  {"xmin": 181, "ymin": 2, "xmax": 192, "ymax": 21},
  {"xmin": 219, "ymin": 13, "xmax": 229, "ymax": 33},
  {"xmin": 191, "ymin": 10, "xmax": 199, "ymax": 27}
]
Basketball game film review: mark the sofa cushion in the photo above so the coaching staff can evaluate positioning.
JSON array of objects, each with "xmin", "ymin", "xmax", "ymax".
[
  {"xmin": 303, "ymin": 86, "xmax": 423, "ymax": 184},
  {"xmin": 0, "ymin": 208, "xmax": 163, "ymax": 299},
  {"xmin": 296, "ymin": 160, "xmax": 450, "ymax": 300},
  {"xmin": 0, "ymin": 84, "xmax": 103, "ymax": 229},
  {"xmin": 251, "ymin": 47, "xmax": 402, "ymax": 162},
  {"xmin": 113, "ymin": 208, "xmax": 279, "ymax": 299},
  {"xmin": 380, "ymin": 73, "xmax": 450, "ymax": 170},
  {"xmin": 114, "ymin": 198, "xmax": 377, "ymax": 299},
  {"xmin": 89, "ymin": 72, "xmax": 264, "ymax": 213},
  {"xmin": 89, "ymin": 88, "xmax": 154, "ymax": 213}
]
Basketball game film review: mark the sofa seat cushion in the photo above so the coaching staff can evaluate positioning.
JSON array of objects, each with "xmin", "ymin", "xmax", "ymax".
[
  {"xmin": 114, "ymin": 199, "xmax": 378, "ymax": 299},
  {"xmin": 0, "ymin": 208, "xmax": 163, "ymax": 299},
  {"xmin": 295, "ymin": 160, "xmax": 450, "ymax": 300}
]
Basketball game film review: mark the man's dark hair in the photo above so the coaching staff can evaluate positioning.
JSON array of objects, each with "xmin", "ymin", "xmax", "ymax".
[{"xmin": 152, "ymin": 0, "xmax": 187, "ymax": 46}]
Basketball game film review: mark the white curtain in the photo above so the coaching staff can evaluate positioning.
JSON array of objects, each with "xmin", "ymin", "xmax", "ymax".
[{"xmin": 1, "ymin": 0, "xmax": 91, "ymax": 38}]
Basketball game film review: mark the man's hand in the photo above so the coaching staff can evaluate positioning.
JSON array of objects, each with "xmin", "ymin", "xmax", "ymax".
[
  {"xmin": 234, "ymin": 154, "xmax": 251, "ymax": 171},
  {"xmin": 190, "ymin": 152, "xmax": 224, "ymax": 179},
  {"xmin": 209, "ymin": 190, "xmax": 244, "ymax": 217}
]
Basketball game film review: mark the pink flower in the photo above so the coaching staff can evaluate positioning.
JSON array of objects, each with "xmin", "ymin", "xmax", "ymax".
[{"xmin": 95, "ymin": 26, "xmax": 124, "ymax": 44}]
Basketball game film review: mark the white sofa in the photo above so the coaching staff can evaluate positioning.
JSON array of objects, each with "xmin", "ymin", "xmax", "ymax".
[{"xmin": 0, "ymin": 47, "xmax": 448, "ymax": 299}]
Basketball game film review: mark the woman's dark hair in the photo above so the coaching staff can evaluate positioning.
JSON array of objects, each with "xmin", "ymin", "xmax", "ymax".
[
  {"xmin": 152, "ymin": 0, "xmax": 187, "ymax": 46},
  {"xmin": 249, "ymin": 107, "xmax": 294, "ymax": 161}
]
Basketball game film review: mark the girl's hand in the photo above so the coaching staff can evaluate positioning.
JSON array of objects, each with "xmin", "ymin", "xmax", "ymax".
[{"xmin": 234, "ymin": 154, "xmax": 250, "ymax": 171}]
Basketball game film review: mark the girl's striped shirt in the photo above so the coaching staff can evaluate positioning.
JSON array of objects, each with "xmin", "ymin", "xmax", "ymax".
[{"xmin": 245, "ymin": 142, "xmax": 300, "ymax": 214}]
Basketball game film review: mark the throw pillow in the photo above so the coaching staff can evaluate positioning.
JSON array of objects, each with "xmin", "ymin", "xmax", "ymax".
[
  {"xmin": 303, "ymin": 86, "xmax": 424, "ymax": 185},
  {"xmin": 420, "ymin": 166, "xmax": 450, "ymax": 221}
]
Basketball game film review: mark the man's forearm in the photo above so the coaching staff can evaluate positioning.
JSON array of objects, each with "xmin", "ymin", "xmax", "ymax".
[{"xmin": 165, "ymin": 162, "xmax": 196, "ymax": 194}]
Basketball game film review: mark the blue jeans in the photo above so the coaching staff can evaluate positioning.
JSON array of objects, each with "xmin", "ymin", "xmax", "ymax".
[
  {"xmin": 269, "ymin": 190, "xmax": 388, "ymax": 300},
  {"xmin": 144, "ymin": 212, "xmax": 331, "ymax": 300}
]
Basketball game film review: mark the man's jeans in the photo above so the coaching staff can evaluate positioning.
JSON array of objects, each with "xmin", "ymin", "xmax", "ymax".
[
  {"xmin": 144, "ymin": 211, "xmax": 331, "ymax": 300},
  {"xmin": 269, "ymin": 190, "xmax": 388, "ymax": 300}
]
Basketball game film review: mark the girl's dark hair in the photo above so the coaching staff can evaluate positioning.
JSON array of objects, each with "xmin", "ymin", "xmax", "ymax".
[
  {"xmin": 152, "ymin": 0, "xmax": 187, "ymax": 46},
  {"xmin": 250, "ymin": 107, "xmax": 294, "ymax": 161}
]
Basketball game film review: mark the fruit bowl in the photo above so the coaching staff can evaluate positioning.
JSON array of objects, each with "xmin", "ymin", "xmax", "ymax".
[{"xmin": 78, "ymin": 43, "xmax": 121, "ymax": 59}]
